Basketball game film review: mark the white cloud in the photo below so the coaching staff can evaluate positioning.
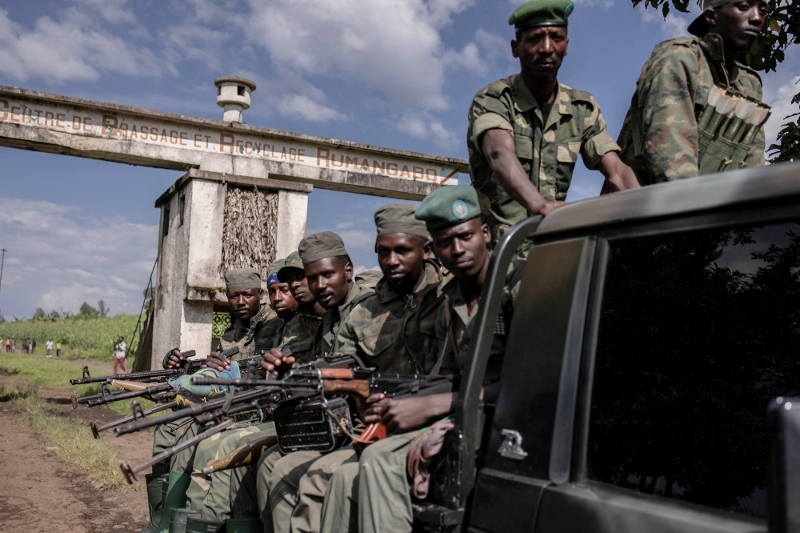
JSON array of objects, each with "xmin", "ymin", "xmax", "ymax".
[
  {"xmin": 475, "ymin": 28, "xmax": 511, "ymax": 60},
  {"xmin": 336, "ymin": 221, "xmax": 355, "ymax": 230},
  {"xmin": 443, "ymin": 42, "xmax": 489, "ymax": 76},
  {"xmin": 0, "ymin": 5, "xmax": 173, "ymax": 84},
  {"xmin": 279, "ymin": 94, "xmax": 347, "ymax": 123},
  {"xmin": 397, "ymin": 111, "xmax": 460, "ymax": 149},
  {"xmin": 74, "ymin": 0, "xmax": 137, "ymax": 25},
  {"xmin": 243, "ymin": 0, "xmax": 475, "ymax": 111},
  {"xmin": 637, "ymin": 3, "xmax": 692, "ymax": 37},
  {"xmin": 763, "ymin": 75, "xmax": 800, "ymax": 150},
  {"xmin": 0, "ymin": 197, "xmax": 157, "ymax": 318}
]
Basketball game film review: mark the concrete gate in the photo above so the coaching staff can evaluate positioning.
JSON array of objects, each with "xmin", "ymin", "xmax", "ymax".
[{"xmin": 0, "ymin": 78, "xmax": 468, "ymax": 367}]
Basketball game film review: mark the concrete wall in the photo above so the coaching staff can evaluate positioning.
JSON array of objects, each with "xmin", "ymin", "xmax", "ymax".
[{"xmin": 276, "ymin": 190, "xmax": 308, "ymax": 259}]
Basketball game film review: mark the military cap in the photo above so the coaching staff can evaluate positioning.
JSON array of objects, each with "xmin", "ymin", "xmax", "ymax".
[
  {"xmin": 688, "ymin": 0, "xmax": 735, "ymax": 37},
  {"xmin": 266, "ymin": 259, "xmax": 284, "ymax": 286},
  {"xmin": 415, "ymin": 185, "xmax": 481, "ymax": 232},
  {"xmin": 509, "ymin": 0, "xmax": 574, "ymax": 32},
  {"xmin": 277, "ymin": 251, "xmax": 303, "ymax": 283},
  {"xmin": 374, "ymin": 203, "xmax": 429, "ymax": 240},
  {"xmin": 298, "ymin": 231, "xmax": 349, "ymax": 265},
  {"xmin": 225, "ymin": 268, "xmax": 262, "ymax": 291}
]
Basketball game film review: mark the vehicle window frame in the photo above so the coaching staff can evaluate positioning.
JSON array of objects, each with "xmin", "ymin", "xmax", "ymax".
[{"xmin": 571, "ymin": 200, "xmax": 800, "ymax": 518}]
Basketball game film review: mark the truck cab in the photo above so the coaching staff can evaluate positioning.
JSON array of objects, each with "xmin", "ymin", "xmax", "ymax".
[{"xmin": 418, "ymin": 162, "xmax": 800, "ymax": 532}]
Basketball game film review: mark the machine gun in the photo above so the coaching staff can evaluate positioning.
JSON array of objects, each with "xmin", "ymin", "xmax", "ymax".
[
  {"xmin": 90, "ymin": 399, "xmax": 179, "ymax": 438},
  {"xmin": 70, "ymin": 347, "xmax": 238, "ymax": 409}
]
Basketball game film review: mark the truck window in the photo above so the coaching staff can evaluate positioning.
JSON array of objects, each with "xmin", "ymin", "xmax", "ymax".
[{"xmin": 587, "ymin": 220, "xmax": 800, "ymax": 518}]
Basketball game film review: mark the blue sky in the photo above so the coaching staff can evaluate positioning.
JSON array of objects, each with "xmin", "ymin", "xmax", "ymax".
[{"xmin": 0, "ymin": 0, "xmax": 797, "ymax": 319}]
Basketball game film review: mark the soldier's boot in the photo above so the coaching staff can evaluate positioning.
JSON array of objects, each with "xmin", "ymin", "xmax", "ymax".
[
  {"xmin": 185, "ymin": 516, "xmax": 223, "ymax": 533},
  {"xmin": 154, "ymin": 472, "xmax": 192, "ymax": 533},
  {"xmin": 225, "ymin": 518, "xmax": 263, "ymax": 533},
  {"xmin": 168, "ymin": 508, "xmax": 199, "ymax": 533},
  {"xmin": 141, "ymin": 473, "xmax": 169, "ymax": 533}
]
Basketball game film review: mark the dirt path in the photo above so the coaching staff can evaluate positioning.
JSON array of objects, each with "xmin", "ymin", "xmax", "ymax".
[
  {"xmin": 0, "ymin": 357, "xmax": 156, "ymax": 532},
  {"xmin": 0, "ymin": 407, "xmax": 146, "ymax": 533}
]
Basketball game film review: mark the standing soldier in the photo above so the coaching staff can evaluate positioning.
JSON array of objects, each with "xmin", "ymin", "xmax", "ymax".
[
  {"xmin": 468, "ymin": 0, "xmax": 638, "ymax": 244},
  {"xmin": 617, "ymin": 0, "xmax": 769, "ymax": 184}
]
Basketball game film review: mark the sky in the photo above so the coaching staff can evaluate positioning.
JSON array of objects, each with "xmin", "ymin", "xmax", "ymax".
[{"xmin": 0, "ymin": 0, "xmax": 797, "ymax": 319}]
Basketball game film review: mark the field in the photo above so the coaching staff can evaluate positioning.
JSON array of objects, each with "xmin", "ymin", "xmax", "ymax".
[{"xmin": 0, "ymin": 314, "xmax": 143, "ymax": 361}]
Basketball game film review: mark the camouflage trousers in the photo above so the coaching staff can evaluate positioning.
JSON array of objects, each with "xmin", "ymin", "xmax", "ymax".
[
  {"xmin": 185, "ymin": 422, "xmax": 275, "ymax": 522},
  {"xmin": 152, "ymin": 417, "xmax": 199, "ymax": 470},
  {"xmin": 240, "ymin": 444, "xmax": 357, "ymax": 533}
]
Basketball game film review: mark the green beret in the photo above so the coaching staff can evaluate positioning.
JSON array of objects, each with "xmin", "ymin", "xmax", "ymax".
[
  {"xmin": 509, "ymin": 0, "xmax": 574, "ymax": 32},
  {"xmin": 688, "ymin": 0, "xmax": 733, "ymax": 37},
  {"xmin": 277, "ymin": 251, "xmax": 303, "ymax": 283},
  {"xmin": 374, "ymin": 203, "xmax": 429, "ymax": 240},
  {"xmin": 415, "ymin": 185, "xmax": 481, "ymax": 232},
  {"xmin": 298, "ymin": 231, "xmax": 349, "ymax": 265},
  {"xmin": 225, "ymin": 268, "xmax": 262, "ymax": 291}
]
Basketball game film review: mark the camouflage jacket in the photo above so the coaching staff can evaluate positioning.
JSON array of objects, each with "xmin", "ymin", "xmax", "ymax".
[
  {"xmin": 321, "ymin": 281, "xmax": 373, "ymax": 355},
  {"xmin": 617, "ymin": 33, "xmax": 765, "ymax": 185},
  {"xmin": 219, "ymin": 304, "xmax": 282, "ymax": 360},
  {"xmin": 437, "ymin": 259, "xmax": 523, "ymax": 381},
  {"xmin": 336, "ymin": 261, "xmax": 443, "ymax": 375},
  {"xmin": 277, "ymin": 309, "xmax": 323, "ymax": 365},
  {"xmin": 467, "ymin": 74, "xmax": 618, "ymax": 237}
]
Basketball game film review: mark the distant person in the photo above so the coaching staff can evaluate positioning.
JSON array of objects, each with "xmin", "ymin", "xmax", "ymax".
[
  {"xmin": 10, "ymin": 337, "xmax": 15, "ymax": 353},
  {"xmin": 55, "ymin": 341, "xmax": 62, "ymax": 357},
  {"xmin": 23, "ymin": 337, "xmax": 30, "ymax": 354},
  {"xmin": 31, "ymin": 339, "xmax": 36, "ymax": 354},
  {"xmin": 113, "ymin": 336, "xmax": 127, "ymax": 374},
  {"xmin": 46, "ymin": 340, "xmax": 54, "ymax": 358},
  {"xmin": 4, "ymin": 337, "xmax": 9, "ymax": 353}
]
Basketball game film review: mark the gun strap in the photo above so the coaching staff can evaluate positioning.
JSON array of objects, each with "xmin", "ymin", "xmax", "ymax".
[{"xmin": 431, "ymin": 294, "xmax": 459, "ymax": 376}]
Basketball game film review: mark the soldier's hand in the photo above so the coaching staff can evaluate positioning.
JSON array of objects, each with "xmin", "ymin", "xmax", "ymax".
[
  {"xmin": 260, "ymin": 348, "xmax": 295, "ymax": 374},
  {"xmin": 532, "ymin": 200, "xmax": 565, "ymax": 217},
  {"xmin": 381, "ymin": 396, "xmax": 436, "ymax": 434},
  {"xmin": 359, "ymin": 393, "xmax": 391, "ymax": 425},
  {"xmin": 165, "ymin": 349, "xmax": 185, "ymax": 369},
  {"xmin": 203, "ymin": 351, "xmax": 230, "ymax": 371}
]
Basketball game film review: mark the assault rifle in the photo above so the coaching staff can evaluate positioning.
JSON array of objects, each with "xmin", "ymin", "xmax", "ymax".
[
  {"xmin": 70, "ymin": 347, "xmax": 238, "ymax": 409},
  {"xmin": 90, "ymin": 399, "xmax": 179, "ymax": 438}
]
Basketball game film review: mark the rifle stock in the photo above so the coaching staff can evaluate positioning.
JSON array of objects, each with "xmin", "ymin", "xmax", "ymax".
[{"xmin": 200, "ymin": 433, "xmax": 279, "ymax": 475}]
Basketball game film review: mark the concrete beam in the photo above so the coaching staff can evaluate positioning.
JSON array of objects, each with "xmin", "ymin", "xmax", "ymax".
[{"xmin": 0, "ymin": 86, "xmax": 467, "ymax": 200}]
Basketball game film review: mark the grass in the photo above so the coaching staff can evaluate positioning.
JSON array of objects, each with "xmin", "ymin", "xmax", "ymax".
[
  {"xmin": 0, "ymin": 383, "xmax": 128, "ymax": 490},
  {"xmin": 0, "ymin": 314, "xmax": 143, "ymax": 361},
  {"xmin": 0, "ymin": 353, "xmax": 157, "ymax": 415}
]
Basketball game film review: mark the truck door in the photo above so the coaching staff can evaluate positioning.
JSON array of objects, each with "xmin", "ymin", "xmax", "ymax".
[{"xmin": 535, "ymin": 213, "xmax": 800, "ymax": 533}]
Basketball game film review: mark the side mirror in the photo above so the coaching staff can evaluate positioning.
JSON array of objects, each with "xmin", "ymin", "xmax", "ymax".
[{"xmin": 768, "ymin": 397, "xmax": 800, "ymax": 533}]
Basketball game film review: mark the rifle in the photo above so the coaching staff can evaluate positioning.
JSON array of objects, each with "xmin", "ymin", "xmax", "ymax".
[
  {"xmin": 90, "ymin": 399, "xmax": 179, "ymax": 438},
  {"xmin": 120, "ymin": 419, "xmax": 236, "ymax": 483},
  {"xmin": 71, "ymin": 347, "xmax": 238, "ymax": 409},
  {"xmin": 68, "ymin": 350, "xmax": 198, "ymax": 385},
  {"xmin": 200, "ymin": 432, "xmax": 279, "ymax": 475}
]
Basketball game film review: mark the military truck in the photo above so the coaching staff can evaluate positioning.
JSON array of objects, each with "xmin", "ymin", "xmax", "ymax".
[{"xmin": 414, "ymin": 162, "xmax": 800, "ymax": 532}]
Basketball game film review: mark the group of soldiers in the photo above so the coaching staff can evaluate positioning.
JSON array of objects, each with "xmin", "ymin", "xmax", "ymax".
[{"xmin": 142, "ymin": 0, "xmax": 770, "ymax": 532}]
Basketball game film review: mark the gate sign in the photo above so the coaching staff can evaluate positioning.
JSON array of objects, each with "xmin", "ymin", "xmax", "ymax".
[{"xmin": 0, "ymin": 86, "xmax": 467, "ymax": 198}]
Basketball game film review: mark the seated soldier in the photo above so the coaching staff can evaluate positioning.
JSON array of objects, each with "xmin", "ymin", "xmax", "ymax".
[
  {"xmin": 274, "ymin": 204, "xmax": 444, "ymax": 533},
  {"xmin": 321, "ymin": 185, "xmax": 515, "ymax": 533},
  {"xmin": 147, "ymin": 267, "xmax": 285, "ymax": 533}
]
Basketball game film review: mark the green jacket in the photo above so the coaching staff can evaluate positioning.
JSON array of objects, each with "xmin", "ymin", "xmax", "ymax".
[
  {"xmin": 336, "ymin": 261, "xmax": 443, "ymax": 374},
  {"xmin": 277, "ymin": 309, "xmax": 323, "ymax": 364},
  {"xmin": 320, "ymin": 281, "xmax": 373, "ymax": 355},
  {"xmin": 467, "ymin": 74, "xmax": 618, "ymax": 239},
  {"xmin": 617, "ymin": 33, "xmax": 765, "ymax": 185},
  {"xmin": 219, "ymin": 304, "xmax": 282, "ymax": 360}
]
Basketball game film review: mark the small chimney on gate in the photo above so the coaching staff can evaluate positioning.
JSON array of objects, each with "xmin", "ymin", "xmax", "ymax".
[{"xmin": 214, "ymin": 76, "xmax": 257, "ymax": 123}]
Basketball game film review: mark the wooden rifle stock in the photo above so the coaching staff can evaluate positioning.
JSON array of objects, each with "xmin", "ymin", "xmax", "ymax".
[{"xmin": 200, "ymin": 433, "xmax": 279, "ymax": 475}]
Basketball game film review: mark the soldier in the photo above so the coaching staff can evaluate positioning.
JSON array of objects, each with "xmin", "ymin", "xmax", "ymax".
[
  {"xmin": 468, "ymin": 0, "xmax": 638, "ymax": 244},
  {"xmin": 148, "ymin": 268, "xmax": 282, "ymax": 533},
  {"xmin": 276, "ymin": 204, "xmax": 444, "ymax": 533},
  {"xmin": 617, "ymin": 0, "xmax": 768, "ymax": 184},
  {"xmin": 325, "ymin": 186, "xmax": 514, "ymax": 533}
]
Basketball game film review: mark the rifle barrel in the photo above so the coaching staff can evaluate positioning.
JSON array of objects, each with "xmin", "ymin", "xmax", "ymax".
[
  {"xmin": 120, "ymin": 419, "xmax": 234, "ymax": 483},
  {"xmin": 90, "ymin": 400, "xmax": 179, "ymax": 439},
  {"xmin": 86, "ymin": 383, "xmax": 172, "ymax": 407}
]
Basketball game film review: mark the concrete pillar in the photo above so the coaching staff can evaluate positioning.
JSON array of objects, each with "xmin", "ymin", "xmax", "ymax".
[{"xmin": 151, "ymin": 170, "xmax": 311, "ymax": 369}]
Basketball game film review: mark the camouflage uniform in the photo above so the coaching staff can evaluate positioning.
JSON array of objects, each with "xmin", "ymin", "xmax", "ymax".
[
  {"xmin": 468, "ymin": 74, "xmax": 619, "ymax": 241},
  {"xmin": 617, "ymin": 33, "xmax": 765, "ymax": 185},
  {"xmin": 336, "ymin": 261, "xmax": 443, "ymax": 374},
  {"xmin": 220, "ymin": 303, "xmax": 282, "ymax": 359},
  {"xmin": 275, "ymin": 309, "xmax": 323, "ymax": 364}
]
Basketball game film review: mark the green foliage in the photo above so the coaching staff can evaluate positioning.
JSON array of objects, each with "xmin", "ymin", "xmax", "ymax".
[
  {"xmin": 0, "ymin": 314, "xmax": 142, "ymax": 360},
  {"xmin": 97, "ymin": 300, "xmax": 109, "ymax": 319},
  {"xmin": 632, "ymin": 0, "xmax": 800, "ymax": 163},
  {"xmin": 78, "ymin": 302, "xmax": 99, "ymax": 319}
]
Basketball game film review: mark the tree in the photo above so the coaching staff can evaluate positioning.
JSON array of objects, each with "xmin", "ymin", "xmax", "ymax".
[
  {"xmin": 97, "ymin": 300, "xmax": 109, "ymax": 318},
  {"xmin": 32, "ymin": 308, "xmax": 47, "ymax": 321},
  {"xmin": 0, "ymin": 313, "xmax": 5, "ymax": 324},
  {"xmin": 632, "ymin": 0, "xmax": 800, "ymax": 162},
  {"xmin": 47, "ymin": 310, "xmax": 61, "ymax": 321},
  {"xmin": 78, "ymin": 302, "xmax": 99, "ymax": 319}
]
